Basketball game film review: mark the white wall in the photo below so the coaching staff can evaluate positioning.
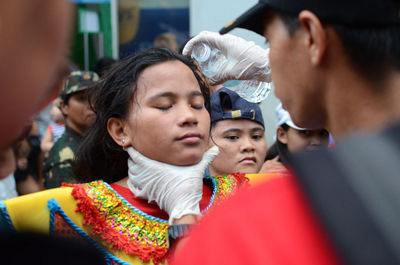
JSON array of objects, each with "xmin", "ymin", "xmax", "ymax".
[{"xmin": 189, "ymin": 0, "xmax": 281, "ymax": 146}]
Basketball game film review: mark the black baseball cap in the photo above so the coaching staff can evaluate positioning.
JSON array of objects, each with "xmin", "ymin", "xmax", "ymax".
[
  {"xmin": 210, "ymin": 87, "xmax": 265, "ymax": 128},
  {"xmin": 220, "ymin": 0, "xmax": 400, "ymax": 35}
]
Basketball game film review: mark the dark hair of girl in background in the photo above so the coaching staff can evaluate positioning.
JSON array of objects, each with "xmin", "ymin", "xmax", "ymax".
[
  {"xmin": 265, "ymin": 123, "xmax": 291, "ymax": 165},
  {"xmin": 73, "ymin": 48, "xmax": 211, "ymax": 183}
]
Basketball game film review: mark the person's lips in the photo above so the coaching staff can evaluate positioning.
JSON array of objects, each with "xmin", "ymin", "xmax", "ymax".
[
  {"xmin": 239, "ymin": 156, "xmax": 257, "ymax": 164},
  {"xmin": 177, "ymin": 132, "xmax": 202, "ymax": 144}
]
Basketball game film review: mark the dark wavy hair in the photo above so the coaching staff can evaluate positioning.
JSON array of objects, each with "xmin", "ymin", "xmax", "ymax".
[
  {"xmin": 73, "ymin": 48, "xmax": 211, "ymax": 183},
  {"xmin": 265, "ymin": 123, "xmax": 291, "ymax": 165}
]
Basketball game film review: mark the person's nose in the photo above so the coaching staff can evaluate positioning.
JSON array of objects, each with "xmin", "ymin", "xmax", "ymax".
[
  {"xmin": 241, "ymin": 136, "xmax": 255, "ymax": 153},
  {"xmin": 309, "ymin": 135, "xmax": 323, "ymax": 145},
  {"xmin": 178, "ymin": 104, "xmax": 198, "ymax": 127}
]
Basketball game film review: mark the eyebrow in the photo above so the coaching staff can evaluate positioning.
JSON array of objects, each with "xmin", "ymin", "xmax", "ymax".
[
  {"xmin": 149, "ymin": 91, "xmax": 175, "ymax": 101},
  {"xmin": 222, "ymin": 126, "xmax": 264, "ymax": 133},
  {"xmin": 222, "ymin": 128, "xmax": 242, "ymax": 134},
  {"xmin": 149, "ymin": 90, "xmax": 203, "ymax": 101},
  {"xmin": 190, "ymin": 91, "xmax": 203, "ymax": 97},
  {"xmin": 251, "ymin": 127, "xmax": 264, "ymax": 132}
]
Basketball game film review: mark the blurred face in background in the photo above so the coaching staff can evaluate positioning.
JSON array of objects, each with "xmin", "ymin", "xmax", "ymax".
[
  {"xmin": 60, "ymin": 91, "xmax": 96, "ymax": 136},
  {"xmin": 0, "ymin": 0, "xmax": 72, "ymax": 149},
  {"xmin": 209, "ymin": 119, "xmax": 267, "ymax": 176},
  {"xmin": 277, "ymin": 126, "xmax": 330, "ymax": 153}
]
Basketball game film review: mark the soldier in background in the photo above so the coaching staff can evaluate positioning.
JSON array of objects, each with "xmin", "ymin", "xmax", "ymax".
[{"xmin": 42, "ymin": 71, "xmax": 99, "ymax": 189}]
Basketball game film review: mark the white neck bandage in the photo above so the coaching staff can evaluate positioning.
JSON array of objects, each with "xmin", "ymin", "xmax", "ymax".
[{"xmin": 125, "ymin": 146, "xmax": 219, "ymax": 224}]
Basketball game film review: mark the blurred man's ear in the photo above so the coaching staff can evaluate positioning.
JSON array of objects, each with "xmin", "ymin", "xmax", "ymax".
[{"xmin": 298, "ymin": 10, "xmax": 327, "ymax": 66}]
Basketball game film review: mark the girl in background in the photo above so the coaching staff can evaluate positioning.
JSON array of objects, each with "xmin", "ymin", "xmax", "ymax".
[{"xmin": 265, "ymin": 103, "xmax": 330, "ymax": 165}]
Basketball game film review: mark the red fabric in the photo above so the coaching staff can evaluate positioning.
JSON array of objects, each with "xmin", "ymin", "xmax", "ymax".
[
  {"xmin": 172, "ymin": 175, "xmax": 344, "ymax": 265},
  {"xmin": 110, "ymin": 183, "xmax": 212, "ymax": 220}
]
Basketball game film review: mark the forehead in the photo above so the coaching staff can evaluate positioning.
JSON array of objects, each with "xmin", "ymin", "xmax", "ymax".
[
  {"xmin": 139, "ymin": 60, "xmax": 193, "ymax": 82},
  {"xmin": 136, "ymin": 60, "xmax": 200, "ymax": 96},
  {"xmin": 213, "ymin": 119, "xmax": 264, "ymax": 132}
]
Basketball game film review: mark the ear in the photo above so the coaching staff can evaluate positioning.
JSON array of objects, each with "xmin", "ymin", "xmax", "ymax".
[
  {"xmin": 276, "ymin": 126, "xmax": 289, "ymax": 144},
  {"xmin": 107, "ymin": 117, "xmax": 131, "ymax": 147},
  {"xmin": 298, "ymin": 10, "xmax": 327, "ymax": 66},
  {"xmin": 59, "ymin": 101, "xmax": 68, "ymax": 116}
]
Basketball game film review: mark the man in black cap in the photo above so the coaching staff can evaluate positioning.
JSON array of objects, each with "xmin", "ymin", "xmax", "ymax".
[
  {"xmin": 219, "ymin": 0, "xmax": 400, "ymax": 138},
  {"xmin": 173, "ymin": 1, "xmax": 400, "ymax": 264}
]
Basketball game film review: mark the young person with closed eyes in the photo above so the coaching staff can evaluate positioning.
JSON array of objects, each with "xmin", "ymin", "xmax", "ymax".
[{"xmin": 1, "ymin": 48, "xmax": 256, "ymax": 264}]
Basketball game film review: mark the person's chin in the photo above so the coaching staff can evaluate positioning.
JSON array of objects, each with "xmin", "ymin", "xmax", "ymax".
[
  {"xmin": 237, "ymin": 164, "xmax": 259, "ymax": 174},
  {"xmin": 176, "ymin": 151, "xmax": 204, "ymax": 166},
  {"xmin": 304, "ymin": 146, "xmax": 321, "ymax": 152}
]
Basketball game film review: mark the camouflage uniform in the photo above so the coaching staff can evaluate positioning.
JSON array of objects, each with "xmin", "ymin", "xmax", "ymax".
[
  {"xmin": 42, "ymin": 126, "xmax": 82, "ymax": 188},
  {"xmin": 60, "ymin": 70, "xmax": 99, "ymax": 96},
  {"xmin": 42, "ymin": 71, "xmax": 99, "ymax": 189}
]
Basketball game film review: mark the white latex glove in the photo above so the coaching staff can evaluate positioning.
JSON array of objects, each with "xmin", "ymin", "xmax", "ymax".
[
  {"xmin": 183, "ymin": 30, "xmax": 271, "ymax": 85},
  {"xmin": 125, "ymin": 146, "xmax": 219, "ymax": 224}
]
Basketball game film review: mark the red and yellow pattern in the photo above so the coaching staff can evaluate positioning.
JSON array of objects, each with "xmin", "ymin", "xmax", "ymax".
[{"xmin": 66, "ymin": 174, "xmax": 248, "ymax": 264}]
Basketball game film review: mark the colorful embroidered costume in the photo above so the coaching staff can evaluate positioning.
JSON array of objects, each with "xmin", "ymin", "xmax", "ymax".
[{"xmin": 0, "ymin": 174, "xmax": 274, "ymax": 265}]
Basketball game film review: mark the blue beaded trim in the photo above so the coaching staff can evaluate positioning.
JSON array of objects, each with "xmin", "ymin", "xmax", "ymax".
[
  {"xmin": 0, "ymin": 201, "xmax": 15, "ymax": 232},
  {"xmin": 47, "ymin": 198, "xmax": 131, "ymax": 265},
  {"xmin": 202, "ymin": 177, "xmax": 217, "ymax": 214}
]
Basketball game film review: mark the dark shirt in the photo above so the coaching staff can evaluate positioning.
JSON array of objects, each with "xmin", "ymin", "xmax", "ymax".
[{"xmin": 42, "ymin": 126, "xmax": 82, "ymax": 189}]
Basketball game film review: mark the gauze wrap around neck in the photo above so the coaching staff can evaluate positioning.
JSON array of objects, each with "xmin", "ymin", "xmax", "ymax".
[{"xmin": 125, "ymin": 146, "xmax": 219, "ymax": 224}]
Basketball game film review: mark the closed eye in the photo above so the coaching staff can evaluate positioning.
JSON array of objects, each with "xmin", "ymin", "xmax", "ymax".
[
  {"xmin": 190, "ymin": 94, "xmax": 205, "ymax": 110},
  {"xmin": 191, "ymin": 103, "xmax": 204, "ymax": 110},
  {"xmin": 157, "ymin": 106, "xmax": 172, "ymax": 111}
]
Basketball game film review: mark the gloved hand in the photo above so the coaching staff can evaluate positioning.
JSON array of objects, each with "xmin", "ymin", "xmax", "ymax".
[
  {"xmin": 125, "ymin": 146, "xmax": 219, "ymax": 224},
  {"xmin": 183, "ymin": 30, "xmax": 271, "ymax": 85}
]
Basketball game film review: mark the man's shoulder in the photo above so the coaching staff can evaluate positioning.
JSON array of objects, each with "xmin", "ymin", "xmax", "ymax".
[{"xmin": 290, "ymin": 122, "xmax": 400, "ymax": 265}]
